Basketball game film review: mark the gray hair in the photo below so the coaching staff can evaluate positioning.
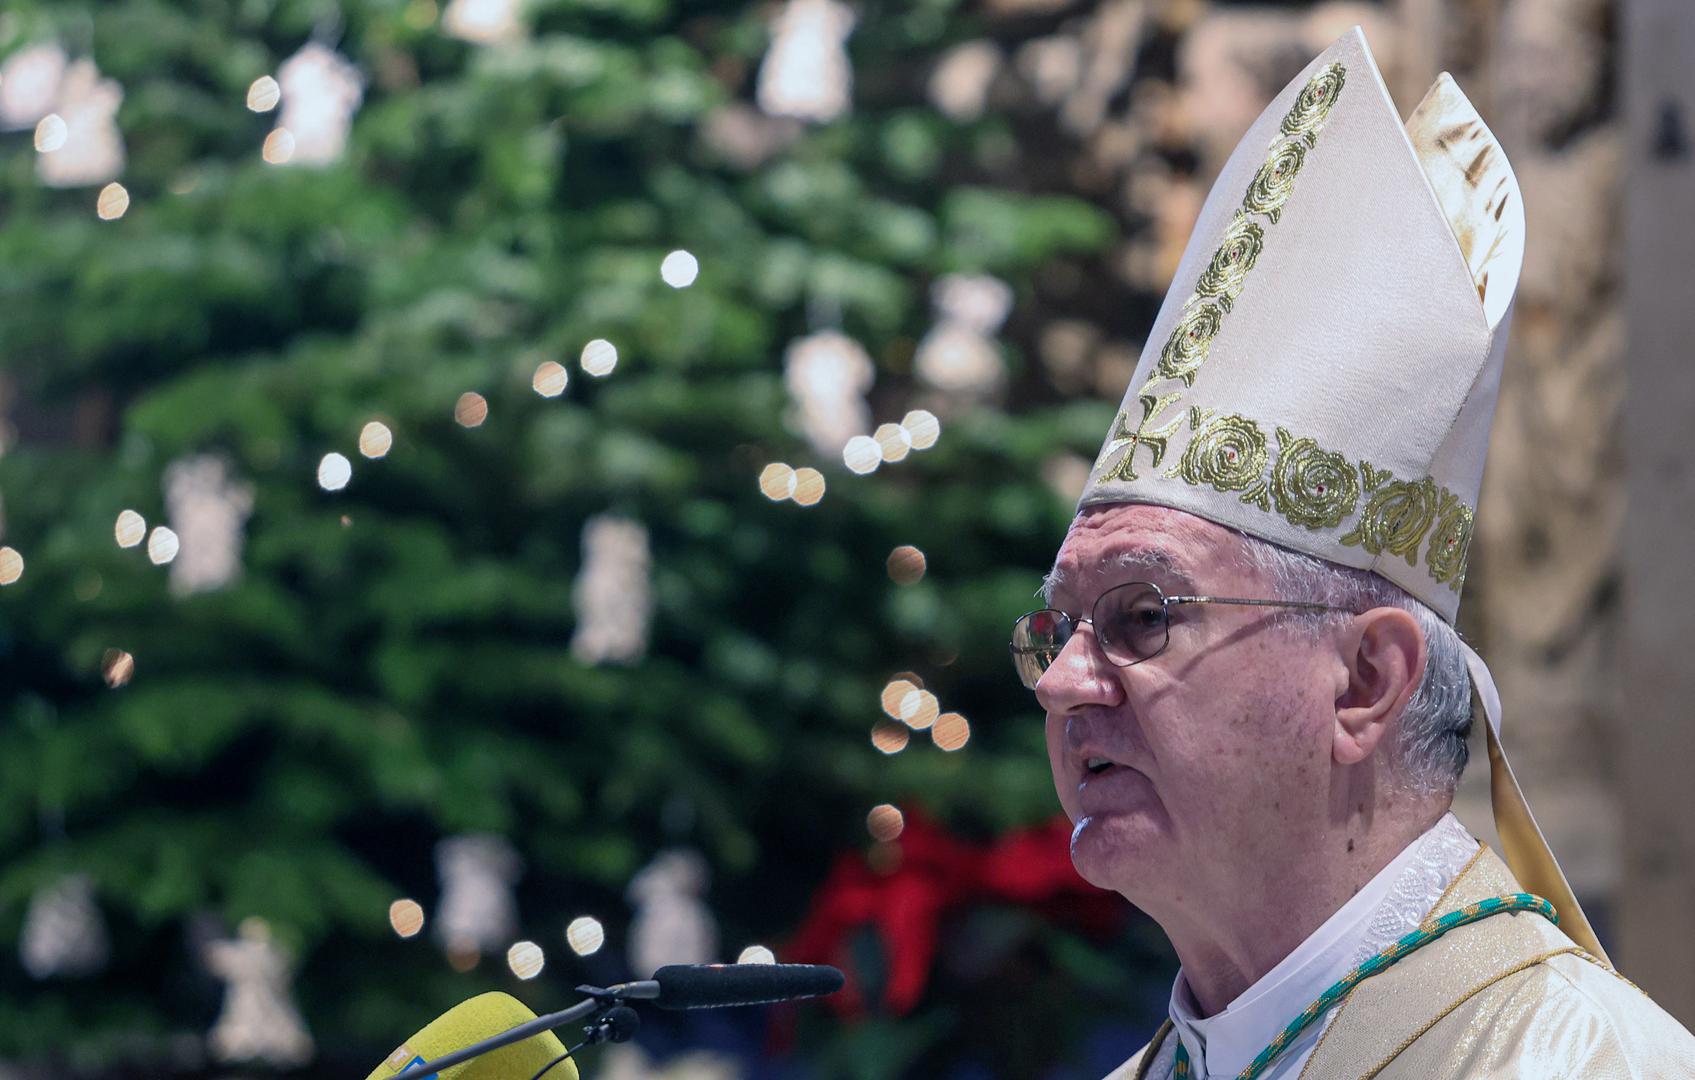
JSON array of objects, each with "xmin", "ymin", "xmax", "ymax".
[{"xmin": 1234, "ymin": 532, "xmax": 1473, "ymax": 794}]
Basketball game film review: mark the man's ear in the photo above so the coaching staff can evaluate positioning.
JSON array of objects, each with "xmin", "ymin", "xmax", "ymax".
[{"xmin": 1333, "ymin": 607, "xmax": 1427, "ymax": 767}]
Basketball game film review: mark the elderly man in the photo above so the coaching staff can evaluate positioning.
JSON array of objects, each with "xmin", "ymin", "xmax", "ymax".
[{"xmin": 1013, "ymin": 29, "xmax": 1695, "ymax": 1079}]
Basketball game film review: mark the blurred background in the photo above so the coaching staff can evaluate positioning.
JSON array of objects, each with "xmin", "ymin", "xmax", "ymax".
[{"xmin": 0, "ymin": 0, "xmax": 1689, "ymax": 1076}]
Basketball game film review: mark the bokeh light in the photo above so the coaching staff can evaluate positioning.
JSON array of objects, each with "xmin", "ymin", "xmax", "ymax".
[
  {"xmin": 758, "ymin": 463, "xmax": 797, "ymax": 501},
  {"xmin": 97, "ymin": 182, "xmax": 129, "ymax": 220},
  {"xmin": 507, "ymin": 940, "xmax": 545, "ymax": 980},
  {"xmin": 843, "ymin": 435, "xmax": 880, "ymax": 475},
  {"xmin": 867, "ymin": 804, "xmax": 905, "ymax": 842},
  {"xmin": 447, "ymin": 944, "xmax": 480, "ymax": 973},
  {"xmin": 932, "ymin": 712, "xmax": 971, "ymax": 751},
  {"xmin": 101, "ymin": 649, "xmax": 135, "ymax": 689},
  {"xmin": 389, "ymin": 899, "xmax": 425, "ymax": 938},
  {"xmin": 0, "ymin": 547, "xmax": 23, "ymax": 586},
  {"xmin": 791, "ymin": 467, "xmax": 825, "ymax": 506},
  {"xmin": 737, "ymin": 944, "xmax": 776, "ymax": 965},
  {"xmin": 532, "ymin": 360, "xmax": 568, "ymax": 398},
  {"xmin": 246, "ymin": 75, "xmax": 280, "ymax": 112},
  {"xmin": 318, "ymin": 452, "xmax": 352, "ymax": 491},
  {"xmin": 660, "ymin": 249, "xmax": 699, "ymax": 288},
  {"xmin": 901, "ymin": 409, "xmax": 940, "ymax": 450},
  {"xmin": 114, "ymin": 509, "xmax": 146, "ymax": 548},
  {"xmin": 871, "ymin": 721, "xmax": 909, "ymax": 755},
  {"xmin": 899, "ymin": 689, "xmax": 939, "ymax": 730},
  {"xmin": 566, "ymin": 916, "xmax": 605, "ymax": 957},
  {"xmin": 358, "ymin": 421, "xmax": 393, "ymax": 459},
  {"xmin": 873, "ymin": 422, "xmax": 911, "ymax": 463},
  {"xmin": 33, "ymin": 113, "xmax": 66, "ymax": 153},
  {"xmin": 146, "ymin": 527, "xmax": 179, "ymax": 566},
  {"xmin": 580, "ymin": 339, "xmax": 618, "ymax": 377},
  {"xmin": 262, "ymin": 127, "xmax": 295, "ymax": 164},
  {"xmin": 879, "ymin": 676, "xmax": 921, "ymax": 718},
  {"xmin": 886, "ymin": 545, "xmax": 926, "ymax": 584},
  {"xmin": 454, "ymin": 391, "xmax": 488, "ymax": 427}
]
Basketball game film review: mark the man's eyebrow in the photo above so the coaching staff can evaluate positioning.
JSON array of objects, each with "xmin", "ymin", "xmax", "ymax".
[{"xmin": 1040, "ymin": 549, "xmax": 1195, "ymax": 607}]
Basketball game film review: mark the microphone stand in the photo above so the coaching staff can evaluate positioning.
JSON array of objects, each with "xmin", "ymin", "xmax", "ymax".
[{"xmin": 390, "ymin": 982, "xmax": 657, "ymax": 1080}]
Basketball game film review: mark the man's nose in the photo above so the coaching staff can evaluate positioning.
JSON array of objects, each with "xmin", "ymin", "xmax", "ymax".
[{"xmin": 1034, "ymin": 623, "xmax": 1125, "ymax": 714}]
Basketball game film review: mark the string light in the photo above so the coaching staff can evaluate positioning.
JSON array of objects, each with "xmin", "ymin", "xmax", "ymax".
[
  {"xmin": 566, "ymin": 916, "xmax": 605, "ymax": 957},
  {"xmin": 146, "ymin": 527, "xmax": 179, "ymax": 566},
  {"xmin": 932, "ymin": 712, "xmax": 970, "ymax": 751},
  {"xmin": 580, "ymin": 339, "xmax": 617, "ymax": 377},
  {"xmin": 454, "ymin": 392, "xmax": 488, "ymax": 428},
  {"xmin": 873, "ymin": 422, "xmax": 911, "ymax": 463},
  {"xmin": 532, "ymin": 360, "xmax": 568, "ymax": 398},
  {"xmin": 317, "ymin": 453, "xmax": 352, "ymax": 491},
  {"xmin": 114, "ymin": 509, "xmax": 146, "ymax": 548},
  {"xmin": 101, "ymin": 649, "xmax": 135, "ymax": 688},
  {"xmin": 900, "ymin": 409, "xmax": 940, "ymax": 450},
  {"xmin": 96, "ymin": 182, "xmax": 128, "ymax": 220},
  {"xmin": 261, "ymin": 128, "xmax": 295, "ymax": 164},
  {"xmin": 0, "ymin": 546, "xmax": 22, "ymax": 586},
  {"xmin": 660, "ymin": 249, "xmax": 699, "ymax": 288},
  {"xmin": 389, "ymin": 899, "xmax": 425, "ymax": 939},
  {"xmin": 506, "ymin": 941, "xmax": 545, "ymax": 980},
  {"xmin": 737, "ymin": 945, "xmax": 776, "ymax": 965},
  {"xmin": 886, "ymin": 545, "xmax": 926, "ymax": 584},
  {"xmin": 879, "ymin": 677, "xmax": 920, "ymax": 718},
  {"xmin": 899, "ymin": 689, "xmax": 939, "ymax": 730},
  {"xmin": 358, "ymin": 421, "xmax": 392, "ymax": 459},
  {"xmin": 871, "ymin": 721, "xmax": 909, "ymax": 754},
  {"xmin": 246, "ymin": 76, "xmax": 280, "ymax": 113},
  {"xmin": 33, "ymin": 113, "xmax": 66, "ymax": 152}
]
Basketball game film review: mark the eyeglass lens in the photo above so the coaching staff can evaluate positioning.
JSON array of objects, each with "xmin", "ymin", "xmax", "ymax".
[{"xmin": 1011, "ymin": 583, "xmax": 1170, "ymax": 689}]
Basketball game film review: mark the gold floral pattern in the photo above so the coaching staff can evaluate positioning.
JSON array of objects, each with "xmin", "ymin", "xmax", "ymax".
[
  {"xmin": 1269, "ymin": 427, "xmax": 1360, "ymax": 529},
  {"xmin": 1340, "ymin": 467, "xmax": 1440, "ymax": 564},
  {"xmin": 1193, "ymin": 215, "xmax": 1265, "ymax": 312},
  {"xmin": 1427, "ymin": 492, "xmax": 1475, "ymax": 588},
  {"xmin": 1242, "ymin": 139, "xmax": 1309, "ymax": 224},
  {"xmin": 1173, "ymin": 411, "xmax": 1269, "ymax": 492},
  {"xmin": 1279, "ymin": 62, "xmax": 1348, "ymax": 145},
  {"xmin": 1154, "ymin": 302, "xmax": 1225, "ymax": 386}
]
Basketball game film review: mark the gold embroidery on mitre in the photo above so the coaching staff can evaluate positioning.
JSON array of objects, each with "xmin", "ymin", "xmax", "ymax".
[
  {"xmin": 1427, "ymin": 490, "xmax": 1475, "ymax": 590},
  {"xmin": 1096, "ymin": 385, "xmax": 1184, "ymax": 483},
  {"xmin": 1242, "ymin": 138, "xmax": 1309, "ymax": 224},
  {"xmin": 1269, "ymin": 427, "xmax": 1360, "ymax": 529},
  {"xmin": 1192, "ymin": 215, "xmax": 1265, "ymax": 313},
  {"xmin": 1279, "ymin": 62, "xmax": 1348, "ymax": 146},
  {"xmin": 1340, "ymin": 468, "xmax": 1440, "ymax": 564},
  {"xmin": 1153, "ymin": 302, "xmax": 1225, "ymax": 386},
  {"xmin": 1172, "ymin": 412, "xmax": 1270, "ymax": 496}
]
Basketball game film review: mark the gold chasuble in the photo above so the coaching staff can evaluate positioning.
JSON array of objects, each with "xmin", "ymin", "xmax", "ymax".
[{"xmin": 1111, "ymin": 847, "xmax": 1695, "ymax": 1079}]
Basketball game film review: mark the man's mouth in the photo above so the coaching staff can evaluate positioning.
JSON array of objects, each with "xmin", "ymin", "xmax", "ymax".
[{"xmin": 1085, "ymin": 756, "xmax": 1117, "ymax": 775}]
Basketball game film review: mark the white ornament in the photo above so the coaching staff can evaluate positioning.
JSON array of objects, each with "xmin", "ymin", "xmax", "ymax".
[
  {"xmin": 783, "ymin": 331, "xmax": 875, "ymax": 459},
  {"xmin": 20, "ymin": 874, "xmax": 109, "ymax": 979},
  {"xmin": 756, "ymin": 0, "xmax": 855, "ymax": 123},
  {"xmin": 626, "ymin": 850, "xmax": 717, "ymax": 978},
  {"xmin": 0, "ymin": 43, "xmax": 67, "ymax": 131},
  {"xmin": 273, "ymin": 43, "xmax": 363, "ymax": 166},
  {"xmin": 434, "ymin": 834, "xmax": 523, "ymax": 958},
  {"xmin": 443, "ymin": 0, "xmax": 526, "ymax": 45},
  {"xmin": 914, "ymin": 274, "xmax": 1013, "ymax": 403},
  {"xmin": 204, "ymin": 918, "xmax": 314, "ymax": 1067},
  {"xmin": 35, "ymin": 59, "xmax": 125, "ymax": 188},
  {"xmin": 570, "ymin": 515, "xmax": 652, "ymax": 665},
  {"xmin": 164, "ymin": 455, "xmax": 254, "ymax": 595}
]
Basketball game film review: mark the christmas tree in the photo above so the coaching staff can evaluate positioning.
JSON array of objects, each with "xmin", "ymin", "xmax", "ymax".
[{"xmin": 0, "ymin": 1, "xmax": 1174, "ymax": 1075}]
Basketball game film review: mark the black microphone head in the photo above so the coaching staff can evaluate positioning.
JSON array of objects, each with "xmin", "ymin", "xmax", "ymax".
[
  {"xmin": 602, "ymin": 1005, "xmax": 640, "ymax": 1043},
  {"xmin": 651, "ymin": 963, "xmax": 845, "ymax": 1010}
]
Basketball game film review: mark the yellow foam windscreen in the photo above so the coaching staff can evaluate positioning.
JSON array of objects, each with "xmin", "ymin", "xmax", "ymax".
[{"xmin": 364, "ymin": 992, "xmax": 578, "ymax": 1080}]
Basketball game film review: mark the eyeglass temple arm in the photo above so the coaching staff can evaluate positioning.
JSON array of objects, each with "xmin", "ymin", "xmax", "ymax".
[{"xmin": 1164, "ymin": 596, "xmax": 1352, "ymax": 613}]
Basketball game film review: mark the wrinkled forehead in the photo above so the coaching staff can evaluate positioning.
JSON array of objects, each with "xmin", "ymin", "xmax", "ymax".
[{"xmin": 1044, "ymin": 504, "xmax": 1246, "ymax": 605}]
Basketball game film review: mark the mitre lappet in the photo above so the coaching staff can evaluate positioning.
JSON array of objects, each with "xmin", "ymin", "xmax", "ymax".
[{"xmin": 1080, "ymin": 27, "xmax": 1606, "ymax": 962}]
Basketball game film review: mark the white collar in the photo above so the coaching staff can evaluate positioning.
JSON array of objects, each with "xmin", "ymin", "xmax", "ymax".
[{"xmin": 1165, "ymin": 813, "xmax": 1478, "ymax": 1079}]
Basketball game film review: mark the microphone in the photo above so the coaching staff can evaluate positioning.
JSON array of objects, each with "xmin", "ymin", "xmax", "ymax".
[
  {"xmin": 649, "ymin": 963, "xmax": 845, "ymax": 1010},
  {"xmin": 364, "ymin": 992, "xmax": 575, "ymax": 1080}
]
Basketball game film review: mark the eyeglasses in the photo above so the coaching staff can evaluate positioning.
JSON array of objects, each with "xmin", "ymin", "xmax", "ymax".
[{"xmin": 1009, "ymin": 580, "xmax": 1352, "ymax": 690}]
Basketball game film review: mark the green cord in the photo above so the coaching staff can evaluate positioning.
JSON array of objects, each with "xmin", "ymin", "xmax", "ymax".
[{"xmin": 1170, "ymin": 892, "xmax": 1557, "ymax": 1079}]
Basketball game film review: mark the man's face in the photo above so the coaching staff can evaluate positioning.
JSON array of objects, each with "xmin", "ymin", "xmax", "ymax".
[{"xmin": 1038, "ymin": 504, "xmax": 1342, "ymax": 902}]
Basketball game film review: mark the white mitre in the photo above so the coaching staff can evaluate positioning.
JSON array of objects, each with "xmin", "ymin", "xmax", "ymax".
[{"xmin": 1080, "ymin": 28, "xmax": 1608, "ymax": 963}]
